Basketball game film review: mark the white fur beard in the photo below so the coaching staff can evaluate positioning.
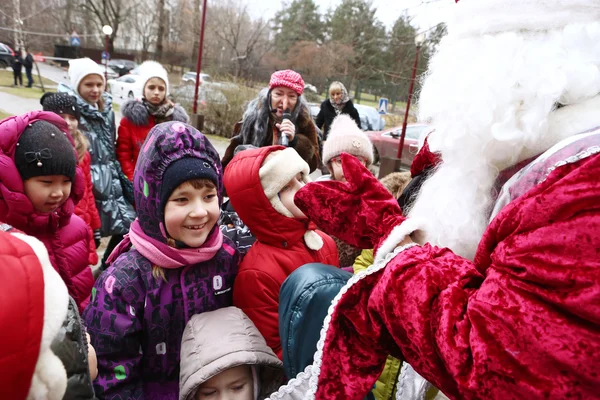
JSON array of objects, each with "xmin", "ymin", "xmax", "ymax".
[{"xmin": 408, "ymin": 22, "xmax": 600, "ymax": 260}]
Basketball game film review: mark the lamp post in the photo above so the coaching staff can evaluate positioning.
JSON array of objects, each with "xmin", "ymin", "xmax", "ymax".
[
  {"xmin": 102, "ymin": 25, "xmax": 113, "ymax": 82},
  {"xmin": 397, "ymin": 33, "xmax": 426, "ymax": 161}
]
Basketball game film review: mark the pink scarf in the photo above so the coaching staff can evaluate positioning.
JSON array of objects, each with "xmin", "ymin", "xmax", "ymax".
[{"xmin": 106, "ymin": 219, "xmax": 224, "ymax": 269}]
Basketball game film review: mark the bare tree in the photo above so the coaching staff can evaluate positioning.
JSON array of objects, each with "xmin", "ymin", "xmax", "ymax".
[
  {"xmin": 210, "ymin": 1, "xmax": 273, "ymax": 78},
  {"xmin": 80, "ymin": 0, "xmax": 137, "ymax": 52}
]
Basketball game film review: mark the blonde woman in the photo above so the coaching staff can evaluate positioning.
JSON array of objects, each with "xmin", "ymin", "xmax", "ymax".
[{"xmin": 315, "ymin": 81, "xmax": 361, "ymax": 141}]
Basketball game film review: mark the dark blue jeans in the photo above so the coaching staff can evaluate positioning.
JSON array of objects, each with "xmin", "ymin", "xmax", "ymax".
[{"xmin": 25, "ymin": 68, "xmax": 33, "ymax": 87}]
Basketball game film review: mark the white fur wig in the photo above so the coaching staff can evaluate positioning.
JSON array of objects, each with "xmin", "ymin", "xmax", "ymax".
[
  {"xmin": 393, "ymin": 7, "xmax": 600, "ymax": 260},
  {"xmin": 12, "ymin": 233, "xmax": 69, "ymax": 400}
]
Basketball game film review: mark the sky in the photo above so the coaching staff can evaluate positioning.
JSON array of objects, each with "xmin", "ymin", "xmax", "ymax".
[{"xmin": 246, "ymin": 0, "xmax": 454, "ymax": 33}]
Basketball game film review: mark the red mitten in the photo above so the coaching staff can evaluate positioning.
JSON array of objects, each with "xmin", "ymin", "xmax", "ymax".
[{"xmin": 295, "ymin": 153, "xmax": 405, "ymax": 250}]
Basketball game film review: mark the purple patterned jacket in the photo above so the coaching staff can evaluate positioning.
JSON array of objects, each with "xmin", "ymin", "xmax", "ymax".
[{"xmin": 83, "ymin": 121, "xmax": 239, "ymax": 400}]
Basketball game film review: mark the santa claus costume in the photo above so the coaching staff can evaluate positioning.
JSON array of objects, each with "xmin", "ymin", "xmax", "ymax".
[{"xmin": 268, "ymin": 0, "xmax": 600, "ymax": 399}]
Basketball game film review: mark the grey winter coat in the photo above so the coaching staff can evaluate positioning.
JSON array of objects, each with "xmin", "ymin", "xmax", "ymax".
[
  {"xmin": 179, "ymin": 307, "xmax": 285, "ymax": 400},
  {"xmin": 58, "ymin": 83, "xmax": 135, "ymax": 236}
]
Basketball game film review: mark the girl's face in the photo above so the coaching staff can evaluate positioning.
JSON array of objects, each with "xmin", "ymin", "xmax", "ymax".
[
  {"xmin": 164, "ymin": 180, "xmax": 220, "ymax": 248},
  {"xmin": 270, "ymin": 86, "xmax": 298, "ymax": 118},
  {"xmin": 144, "ymin": 77, "xmax": 167, "ymax": 105},
  {"xmin": 78, "ymin": 74, "xmax": 105, "ymax": 105},
  {"xmin": 195, "ymin": 365, "xmax": 253, "ymax": 400},
  {"xmin": 23, "ymin": 175, "xmax": 72, "ymax": 213},
  {"xmin": 279, "ymin": 173, "xmax": 306, "ymax": 219},
  {"xmin": 59, "ymin": 113, "xmax": 79, "ymax": 136},
  {"xmin": 329, "ymin": 156, "xmax": 367, "ymax": 182},
  {"xmin": 330, "ymin": 90, "xmax": 343, "ymax": 104}
]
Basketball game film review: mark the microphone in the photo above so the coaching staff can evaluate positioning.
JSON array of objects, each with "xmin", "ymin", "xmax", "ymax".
[{"xmin": 279, "ymin": 108, "xmax": 292, "ymax": 146}]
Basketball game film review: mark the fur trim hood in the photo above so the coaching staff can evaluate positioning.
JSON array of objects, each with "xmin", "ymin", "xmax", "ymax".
[{"xmin": 121, "ymin": 100, "xmax": 189, "ymax": 126}]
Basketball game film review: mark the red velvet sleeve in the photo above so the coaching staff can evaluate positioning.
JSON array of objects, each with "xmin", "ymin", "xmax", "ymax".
[
  {"xmin": 233, "ymin": 269, "xmax": 284, "ymax": 359},
  {"xmin": 314, "ymin": 153, "xmax": 600, "ymax": 399},
  {"xmin": 116, "ymin": 120, "xmax": 135, "ymax": 180}
]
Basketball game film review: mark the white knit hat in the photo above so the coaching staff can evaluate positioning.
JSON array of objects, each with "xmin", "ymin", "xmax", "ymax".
[
  {"xmin": 322, "ymin": 114, "xmax": 374, "ymax": 166},
  {"xmin": 68, "ymin": 58, "xmax": 106, "ymax": 94},
  {"xmin": 139, "ymin": 61, "xmax": 170, "ymax": 95},
  {"xmin": 450, "ymin": 0, "xmax": 600, "ymax": 38},
  {"xmin": 259, "ymin": 148, "xmax": 323, "ymax": 251}
]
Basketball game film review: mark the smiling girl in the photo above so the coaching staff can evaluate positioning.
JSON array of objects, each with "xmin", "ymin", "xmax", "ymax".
[
  {"xmin": 117, "ymin": 61, "xmax": 188, "ymax": 181},
  {"xmin": 84, "ymin": 121, "xmax": 239, "ymax": 400},
  {"xmin": 0, "ymin": 111, "xmax": 94, "ymax": 312}
]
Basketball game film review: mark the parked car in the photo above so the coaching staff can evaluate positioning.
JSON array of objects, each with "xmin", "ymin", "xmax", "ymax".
[
  {"xmin": 108, "ymin": 74, "xmax": 144, "ymax": 100},
  {"xmin": 108, "ymin": 59, "xmax": 138, "ymax": 76},
  {"xmin": 366, "ymin": 124, "xmax": 433, "ymax": 167},
  {"xmin": 97, "ymin": 63, "xmax": 119, "ymax": 79},
  {"xmin": 182, "ymin": 71, "xmax": 210, "ymax": 85},
  {"xmin": 308, "ymin": 103, "xmax": 385, "ymax": 132},
  {"xmin": 0, "ymin": 42, "xmax": 15, "ymax": 69},
  {"xmin": 171, "ymin": 85, "xmax": 228, "ymax": 110}
]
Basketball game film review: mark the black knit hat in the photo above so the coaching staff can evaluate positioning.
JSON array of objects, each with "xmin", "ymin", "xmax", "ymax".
[
  {"xmin": 159, "ymin": 157, "xmax": 218, "ymax": 211},
  {"xmin": 15, "ymin": 121, "xmax": 77, "ymax": 181},
  {"xmin": 40, "ymin": 92, "xmax": 81, "ymax": 120}
]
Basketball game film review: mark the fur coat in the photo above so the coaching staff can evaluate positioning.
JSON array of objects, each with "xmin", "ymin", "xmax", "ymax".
[{"xmin": 222, "ymin": 88, "xmax": 320, "ymax": 172}]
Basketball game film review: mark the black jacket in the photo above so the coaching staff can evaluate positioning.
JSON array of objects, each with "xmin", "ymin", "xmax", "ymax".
[
  {"xmin": 23, "ymin": 53, "xmax": 33, "ymax": 69},
  {"xmin": 315, "ymin": 99, "xmax": 361, "ymax": 140},
  {"xmin": 51, "ymin": 297, "xmax": 97, "ymax": 399}
]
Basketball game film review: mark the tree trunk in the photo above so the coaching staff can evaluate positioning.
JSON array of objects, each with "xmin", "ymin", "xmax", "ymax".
[
  {"xmin": 65, "ymin": 0, "xmax": 72, "ymax": 33},
  {"xmin": 191, "ymin": 0, "xmax": 201, "ymax": 69},
  {"xmin": 155, "ymin": 0, "xmax": 166, "ymax": 61}
]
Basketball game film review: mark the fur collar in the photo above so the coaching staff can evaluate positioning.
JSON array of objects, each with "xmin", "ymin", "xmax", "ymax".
[{"xmin": 121, "ymin": 100, "xmax": 189, "ymax": 126}]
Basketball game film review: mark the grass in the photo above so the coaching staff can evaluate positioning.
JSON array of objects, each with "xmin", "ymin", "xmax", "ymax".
[
  {"xmin": 0, "ymin": 110, "xmax": 12, "ymax": 120},
  {"xmin": 0, "ymin": 69, "xmax": 58, "ymax": 100},
  {"xmin": 113, "ymin": 103, "xmax": 120, "ymax": 113}
]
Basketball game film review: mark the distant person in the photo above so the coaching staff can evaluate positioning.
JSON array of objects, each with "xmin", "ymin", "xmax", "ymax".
[
  {"xmin": 11, "ymin": 48, "xmax": 23, "ymax": 86},
  {"xmin": 117, "ymin": 61, "xmax": 188, "ymax": 180},
  {"xmin": 23, "ymin": 47, "xmax": 34, "ymax": 88},
  {"xmin": 221, "ymin": 70, "xmax": 320, "ymax": 172},
  {"xmin": 315, "ymin": 81, "xmax": 361, "ymax": 141}
]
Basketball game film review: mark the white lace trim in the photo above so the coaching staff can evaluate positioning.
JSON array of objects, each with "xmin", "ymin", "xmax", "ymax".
[
  {"xmin": 543, "ymin": 145, "xmax": 600, "ymax": 182},
  {"xmin": 267, "ymin": 364, "xmax": 313, "ymax": 399},
  {"xmin": 299, "ymin": 242, "xmax": 419, "ymax": 399}
]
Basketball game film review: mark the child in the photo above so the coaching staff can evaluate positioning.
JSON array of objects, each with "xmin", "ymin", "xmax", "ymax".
[
  {"xmin": 318, "ymin": 114, "xmax": 374, "ymax": 268},
  {"xmin": 58, "ymin": 57, "xmax": 135, "ymax": 270},
  {"xmin": 179, "ymin": 307, "xmax": 285, "ymax": 400},
  {"xmin": 41, "ymin": 92, "xmax": 102, "ymax": 264},
  {"xmin": 224, "ymin": 146, "xmax": 339, "ymax": 358},
  {"xmin": 83, "ymin": 121, "xmax": 239, "ymax": 400},
  {"xmin": 0, "ymin": 111, "xmax": 94, "ymax": 311},
  {"xmin": 117, "ymin": 60, "xmax": 189, "ymax": 180}
]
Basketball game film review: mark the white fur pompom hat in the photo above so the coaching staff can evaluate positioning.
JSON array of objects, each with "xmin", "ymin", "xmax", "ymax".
[
  {"xmin": 68, "ymin": 57, "xmax": 105, "ymax": 94},
  {"xmin": 450, "ymin": 0, "xmax": 600, "ymax": 38},
  {"xmin": 259, "ymin": 147, "xmax": 323, "ymax": 251},
  {"xmin": 139, "ymin": 60, "xmax": 170, "ymax": 95}
]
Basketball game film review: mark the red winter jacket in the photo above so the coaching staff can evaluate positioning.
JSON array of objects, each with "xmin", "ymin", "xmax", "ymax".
[
  {"xmin": 74, "ymin": 150, "xmax": 100, "ymax": 265},
  {"xmin": 0, "ymin": 111, "xmax": 94, "ymax": 312},
  {"xmin": 225, "ymin": 146, "xmax": 339, "ymax": 359},
  {"xmin": 117, "ymin": 100, "xmax": 189, "ymax": 180}
]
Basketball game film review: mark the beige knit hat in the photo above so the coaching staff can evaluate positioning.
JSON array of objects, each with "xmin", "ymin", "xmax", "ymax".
[
  {"xmin": 259, "ymin": 148, "xmax": 323, "ymax": 251},
  {"xmin": 322, "ymin": 114, "xmax": 374, "ymax": 166}
]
